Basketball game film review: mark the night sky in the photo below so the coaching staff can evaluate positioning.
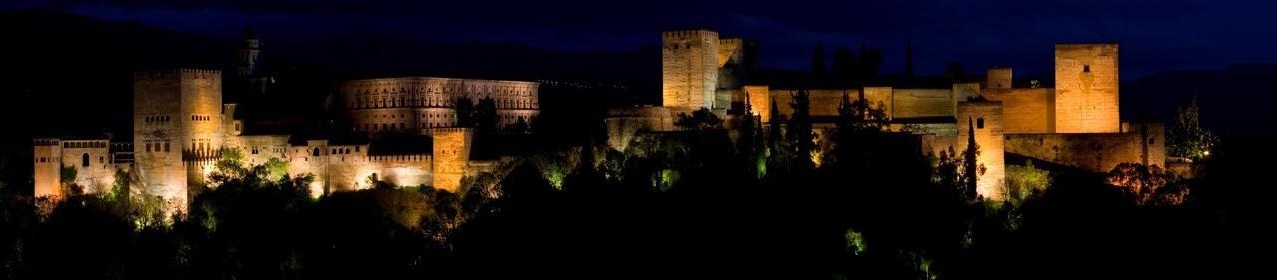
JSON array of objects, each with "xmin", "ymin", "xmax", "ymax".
[{"xmin": 3, "ymin": 0, "xmax": 1275, "ymax": 79}]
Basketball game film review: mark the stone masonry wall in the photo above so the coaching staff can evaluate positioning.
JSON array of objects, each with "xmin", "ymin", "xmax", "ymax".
[
  {"xmin": 1005, "ymin": 130, "xmax": 1165, "ymax": 173},
  {"xmin": 135, "ymin": 69, "xmax": 223, "ymax": 212},
  {"xmin": 342, "ymin": 77, "xmax": 539, "ymax": 135},
  {"xmin": 33, "ymin": 139, "xmax": 61, "ymax": 198},
  {"xmin": 959, "ymin": 101, "xmax": 1005, "ymax": 201},
  {"xmin": 987, "ymin": 67, "xmax": 1013, "ymax": 89},
  {"xmin": 662, "ymin": 30, "xmax": 719, "ymax": 110},
  {"xmin": 1054, "ymin": 44, "xmax": 1119, "ymax": 133},
  {"xmin": 983, "ymin": 88, "xmax": 1054, "ymax": 134},
  {"xmin": 745, "ymin": 85, "xmax": 771, "ymax": 122},
  {"xmin": 432, "ymin": 128, "xmax": 473, "ymax": 192},
  {"xmin": 605, "ymin": 106, "xmax": 674, "ymax": 150}
]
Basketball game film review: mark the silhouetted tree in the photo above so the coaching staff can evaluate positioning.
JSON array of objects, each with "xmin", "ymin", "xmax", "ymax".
[
  {"xmin": 858, "ymin": 42, "xmax": 884, "ymax": 78},
  {"xmin": 946, "ymin": 62, "xmax": 966, "ymax": 81},
  {"xmin": 737, "ymin": 95, "xmax": 765, "ymax": 178},
  {"xmin": 674, "ymin": 107, "xmax": 723, "ymax": 131},
  {"xmin": 475, "ymin": 97, "xmax": 499, "ymax": 137},
  {"xmin": 831, "ymin": 47, "xmax": 858, "ymax": 84},
  {"xmin": 811, "ymin": 41, "xmax": 827, "ymax": 82},
  {"xmin": 454, "ymin": 97, "xmax": 475, "ymax": 127},
  {"xmin": 766, "ymin": 99, "xmax": 789, "ymax": 177},
  {"xmin": 787, "ymin": 90, "xmax": 814, "ymax": 171},
  {"xmin": 904, "ymin": 40, "xmax": 915, "ymax": 78},
  {"xmin": 828, "ymin": 91, "xmax": 887, "ymax": 168},
  {"xmin": 963, "ymin": 118, "xmax": 980, "ymax": 200},
  {"xmin": 504, "ymin": 116, "xmax": 530, "ymax": 134}
]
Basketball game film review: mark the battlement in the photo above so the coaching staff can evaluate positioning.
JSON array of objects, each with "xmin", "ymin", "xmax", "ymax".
[
  {"xmin": 1055, "ymin": 43, "xmax": 1119, "ymax": 50},
  {"xmin": 368, "ymin": 154, "xmax": 431, "ymax": 163},
  {"xmin": 606, "ymin": 106, "xmax": 673, "ymax": 118},
  {"xmin": 33, "ymin": 138, "xmax": 61, "ymax": 146},
  {"xmin": 342, "ymin": 77, "xmax": 539, "ymax": 88},
  {"xmin": 663, "ymin": 29, "xmax": 718, "ymax": 39},
  {"xmin": 430, "ymin": 127, "xmax": 474, "ymax": 134},
  {"xmin": 135, "ymin": 69, "xmax": 222, "ymax": 80}
]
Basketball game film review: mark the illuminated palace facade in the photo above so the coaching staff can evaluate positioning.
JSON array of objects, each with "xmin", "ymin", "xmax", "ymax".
[{"xmin": 609, "ymin": 30, "xmax": 1163, "ymax": 201}]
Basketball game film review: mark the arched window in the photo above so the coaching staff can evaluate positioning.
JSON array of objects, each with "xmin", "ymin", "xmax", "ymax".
[
  {"xmin": 81, "ymin": 153, "xmax": 90, "ymax": 167},
  {"xmin": 312, "ymin": 147, "xmax": 321, "ymax": 156}
]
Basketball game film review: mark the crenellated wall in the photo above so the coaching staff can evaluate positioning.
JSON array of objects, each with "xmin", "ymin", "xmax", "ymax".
[{"xmin": 662, "ymin": 29, "xmax": 720, "ymax": 110}]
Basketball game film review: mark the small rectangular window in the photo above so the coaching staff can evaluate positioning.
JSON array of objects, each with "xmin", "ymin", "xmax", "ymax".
[{"xmin": 977, "ymin": 118, "xmax": 985, "ymax": 129}]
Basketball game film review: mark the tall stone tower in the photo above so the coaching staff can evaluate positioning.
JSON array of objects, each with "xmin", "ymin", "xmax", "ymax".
[
  {"xmin": 957, "ymin": 101, "xmax": 1005, "ymax": 201},
  {"xmin": 432, "ymin": 128, "xmax": 473, "ymax": 192},
  {"xmin": 662, "ymin": 29, "xmax": 719, "ymax": 110},
  {"xmin": 1054, "ymin": 44, "xmax": 1119, "ymax": 133},
  {"xmin": 987, "ymin": 67, "xmax": 1013, "ymax": 89},
  {"xmin": 134, "ymin": 69, "xmax": 224, "ymax": 213},
  {"xmin": 237, "ymin": 27, "xmax": 261, "ymax": 79},
  {"xmin": 33, "ymin": 138, "xmax": 62, "ymax": 199}
]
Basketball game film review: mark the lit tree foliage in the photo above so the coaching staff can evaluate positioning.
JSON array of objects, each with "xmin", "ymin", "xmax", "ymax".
[
  {"xmin": 1004, "ymin": 160, "xmax": 1051, "ymax": 204},
  {"xmin": 1105, "ymin": 162, "xmax": 1186, "ymax": 206},
  {"xmin": 1168, "ymin": 96, "xmax": 1216, "ymax": 160}
]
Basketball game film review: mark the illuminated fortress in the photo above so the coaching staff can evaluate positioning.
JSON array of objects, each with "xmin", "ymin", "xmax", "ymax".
[
  {"xmin": 611, "ymin": 30, "xmax": 1163, "ymax": 201},
  {"xmin": 33, "ymin": 27, "xmax": 1159, "ymax": 208},
  {"xmin": 33, "ymin": 33, "xmax": 539, "ymax": 212}
]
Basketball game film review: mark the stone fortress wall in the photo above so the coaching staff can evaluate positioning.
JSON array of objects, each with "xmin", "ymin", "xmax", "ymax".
[
  {"xmin": 35, "ymin": 70, "xmax": 531, "ymax": 211},
  {"xmin": 342, "ymin": 78, "xmax": 539, "ymax": 135},
  {"xmin": 1004, "ymin": 123, "xmax": 1165, "ymax": 173},
  {"xmin": 620, "ymin": 28, "xmax": 1164, "ymax": 201}
]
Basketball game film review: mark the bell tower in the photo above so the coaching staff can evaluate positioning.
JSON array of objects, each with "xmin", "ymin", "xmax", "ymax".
[{"xmin": 237, "ymin": 27, "xmax": 261, "ymax": 79}]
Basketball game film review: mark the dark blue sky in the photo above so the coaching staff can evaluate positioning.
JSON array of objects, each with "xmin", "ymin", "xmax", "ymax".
[{"xmin": 5, "ymin": 0, "xmax": 1274, "ymax": 79}]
